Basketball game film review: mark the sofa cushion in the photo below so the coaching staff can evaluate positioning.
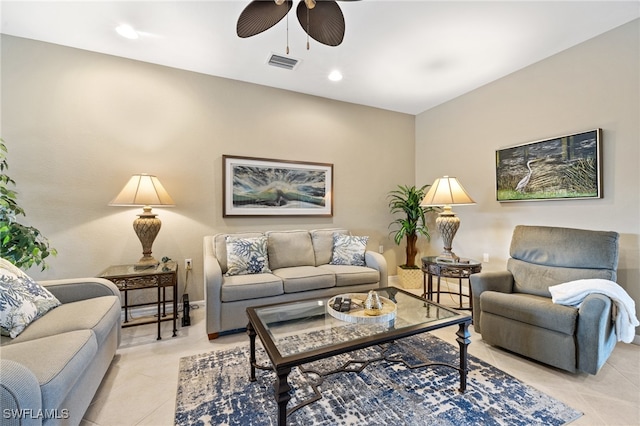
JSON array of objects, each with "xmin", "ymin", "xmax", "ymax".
[
  {"xmin": 310, "ymin": 228, "xmax": 349, "ymax": 266},
  {"xmin": 214, "ymin": 232, "xmax": 265, "ymax": 274},
  {"xmin": 0, "ymin": 329, "xmax": 97, "ymax": 411},
  {"xmin": 266, "ymin": 230, "xmax": 315, "ymax": 270},
  {"xmin": 225, "ymin": 235, "xmax": 272, "ymax": 276},
  {"xmin": 221, "ymin": 273, "xmax": 283, "ymax": 302},
  {"xmin": 330, "ymin": 234, "xmax": 368, "ymax": 266},
  {"xmin": 272, "ymin": 266, "xmax": 335, "ymax": 293},
  {"xmin": 480, "ymin": 291, "xmax": 578, "ymax": 335},
  {"xmin": 318, "ymin": 264, "xmax": 380, "ymax": 287},
  {"xmin": 0, "ymin": 258, "xmax": 61, "ymax": 338},
  {"xmin": 8, "ymin": 295, "xmax": 120, "ymax": 346}
]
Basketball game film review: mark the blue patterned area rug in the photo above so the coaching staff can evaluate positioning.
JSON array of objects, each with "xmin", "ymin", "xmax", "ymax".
[{"xmin": 175, "ymin": 332, "xmax": 581, "ymax": 425}]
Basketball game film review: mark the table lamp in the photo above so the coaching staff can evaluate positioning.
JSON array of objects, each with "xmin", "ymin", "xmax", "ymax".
[
  {"xmin": 109, "ymin": 174, "xmax": 175, "ymax": 268},
  {"xmin": 420, "ymin": 176, "xmax": 475, "ymax": 262}
]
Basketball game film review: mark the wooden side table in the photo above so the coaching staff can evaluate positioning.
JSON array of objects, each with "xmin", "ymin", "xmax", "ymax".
[
  {"xmin": 421, "ymin": 256, "xmax": 482, "ymax": 313},
  {"xmin": 99, "ymin": 261, "xmax": 178, "ymax": 340}
]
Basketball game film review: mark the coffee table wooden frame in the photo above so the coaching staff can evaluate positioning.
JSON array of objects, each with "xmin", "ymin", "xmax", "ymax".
[{"xmin": 246, "ymin": 287, "xmax": 471, "ymax": 426}]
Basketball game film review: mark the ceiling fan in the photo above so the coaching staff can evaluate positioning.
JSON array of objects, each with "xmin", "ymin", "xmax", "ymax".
[{"xmin": 237, "ymin": 0, "xmax": 359, "ymax": 49}]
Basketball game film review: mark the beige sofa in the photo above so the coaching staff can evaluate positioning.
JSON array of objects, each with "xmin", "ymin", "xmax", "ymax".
[
  {"xmin": 204, "ymin": 228, "xmax": 388, "ymax": 339},
  {"xmin": 1, "ymin": 278, "xmax": 121, "ymax": 426}
]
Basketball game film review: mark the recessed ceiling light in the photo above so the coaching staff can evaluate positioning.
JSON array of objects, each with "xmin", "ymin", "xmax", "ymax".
[
  {"xmin": 328, "ymin": 70, "xmax": 343, "ymax": 82},
  {"xmin": 116, "ymin": 24, "xmax": 139, "ymax": 40}
]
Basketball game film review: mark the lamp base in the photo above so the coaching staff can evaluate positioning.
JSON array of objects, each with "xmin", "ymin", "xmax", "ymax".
[
  {"xmin": 436, "ymin": 207, "xmax": 461, "ymax": 264},
  {"xmin": 133, "ymin": 206, "xmax": 161, "ymax": 270},
  {"xmin": 135, "ymin": 255, "xmax": 160, "ymax": 270},
  {"xmin": 436, "ymin": 250, "xmax": 460, "ymax": 263}
]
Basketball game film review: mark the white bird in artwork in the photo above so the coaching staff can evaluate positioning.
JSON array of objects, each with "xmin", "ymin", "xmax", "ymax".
[{"xmin": 516, "ymin": 158, "xmax": 541, "ymax": 192}]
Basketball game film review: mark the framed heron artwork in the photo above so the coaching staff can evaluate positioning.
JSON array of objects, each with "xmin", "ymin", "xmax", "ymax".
[
  {"xmin": 223, "ymin": 155, "xmax": 333, "ymax": 217},
  {"xmin": 495, "ymin": 129, "xmax": 602, "ymax": 202}
]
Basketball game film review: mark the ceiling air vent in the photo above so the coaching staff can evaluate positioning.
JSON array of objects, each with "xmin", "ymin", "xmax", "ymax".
[{"xmin": 267, "ymin": 54, "xmax": 300, "ymax": 70}]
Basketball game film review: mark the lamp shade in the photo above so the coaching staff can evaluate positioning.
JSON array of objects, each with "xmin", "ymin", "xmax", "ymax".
[
  {"xmin": 109, "ymin": 174, "xmax": 175, "ymax": 207},
  {"xmin": 420, "ymin": 176, "xmax": 475, "ymax": 207}
]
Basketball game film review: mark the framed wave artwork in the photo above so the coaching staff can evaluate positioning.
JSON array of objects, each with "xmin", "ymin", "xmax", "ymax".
[{"xmin": 223, "ymin": 155, "xmax": 333, "ymax": 217}]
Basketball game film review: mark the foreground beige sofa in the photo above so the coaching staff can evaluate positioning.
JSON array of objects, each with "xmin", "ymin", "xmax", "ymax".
[
  {"xmin": 1, "ymin": 278, "xmax": 121, "ymax": 426},
  {"xmin": 204, "ymin": 228, "xmax": 388, "ymax": 339}
]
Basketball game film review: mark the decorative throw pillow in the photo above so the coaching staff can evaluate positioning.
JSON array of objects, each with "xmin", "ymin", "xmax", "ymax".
[
  {"xmin": 0, "ymin": 258, "xmax": 61, "ymax": 338},
  {"xmin": 330, "ymin": 234, "xmax": 369, "ymax": 266},
  {"xmin": 225, "ymin": 236, "xmax": 272, "ymax": 276}
]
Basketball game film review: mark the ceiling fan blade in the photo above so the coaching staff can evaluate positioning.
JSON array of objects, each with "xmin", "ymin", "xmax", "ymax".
[
  {"xmin": 296, "ymin": 0, "xmax": 345, "ymax": 47},
  {"xmin": 237, "ymin": 0, "xmax": 293, "ymax": 38}
]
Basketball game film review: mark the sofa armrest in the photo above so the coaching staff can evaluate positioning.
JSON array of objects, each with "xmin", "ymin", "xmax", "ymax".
[
  {"xmin": 470, "ymin": 271, "xmax": 514, "ymax": 332},
  {"xmin": 204, "ymin": 237, "xmax": 223, "ymax": 339},
  {"xmin": 365, "ymin": 251, "xmax": 388, "ymax": 287},
  {"xmin": 0, "ymin": 359, "xmax": 42, "ymax": 426},
  {"xmin": 39, "ymin": 278, "xmax": 120, "ymax": 304},
  {"xmin": 577, "ymin": 293, "xmax": 616, "ymax": 374}
]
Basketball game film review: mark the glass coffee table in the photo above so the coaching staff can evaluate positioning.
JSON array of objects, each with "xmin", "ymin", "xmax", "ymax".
[{"xmin": 246, "ymin": 286, "xmax": 472, "ymax": 426}]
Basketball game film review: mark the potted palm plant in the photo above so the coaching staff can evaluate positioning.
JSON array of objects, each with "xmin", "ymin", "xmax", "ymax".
[
  {"xmin": 388, "ymin": 184, "xmax": 436, "ymax": 288},
  {"xmin": 1, "ymin": 139, "xmax": 56, "ymax": 270}
]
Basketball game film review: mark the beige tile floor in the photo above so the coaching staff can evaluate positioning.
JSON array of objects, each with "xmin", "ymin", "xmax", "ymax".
[{"xmin": 81, "ymin": 287, "xmax": 640, "ymax": 426}]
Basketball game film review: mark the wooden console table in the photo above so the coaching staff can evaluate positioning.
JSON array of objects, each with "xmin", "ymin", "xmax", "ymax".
[{"xmin": 99, "ymin": 261, "xmax": 178, "ymax": 340}]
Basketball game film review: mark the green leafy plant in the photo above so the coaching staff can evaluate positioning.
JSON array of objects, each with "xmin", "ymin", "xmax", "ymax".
[
  {"xmin": 388, "ymin": 184, "xmax": 436, "ymax": 268},
  {"xmin": 0, "ymin": 139, "xmax": 57, "ymax": 270}
]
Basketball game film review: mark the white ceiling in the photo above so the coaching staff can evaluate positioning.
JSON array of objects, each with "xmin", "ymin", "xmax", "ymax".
[{"xmin": 2, "ymin": 1, "xmax": 639, "ymax": 115}]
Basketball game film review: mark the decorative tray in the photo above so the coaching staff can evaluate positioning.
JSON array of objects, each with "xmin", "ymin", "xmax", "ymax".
[{"xmin": 327, "ymin": 293, "xmax": 397, "ymax": 324}]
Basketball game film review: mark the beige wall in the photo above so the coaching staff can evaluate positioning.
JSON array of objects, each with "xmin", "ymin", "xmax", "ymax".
[
  {"xmin": 416, "ymin": 19, "xmax": 640, "ymax": 338},
  {"xmin": 3, "ymin": 19, "xmax": 638, "ymax": 338},
  {"xmin": 1, "ymin": 35, "xmax": 416, "ymax": 302}
]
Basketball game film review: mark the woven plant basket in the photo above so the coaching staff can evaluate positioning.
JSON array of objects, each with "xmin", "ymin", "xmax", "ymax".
[{"xmin": 397, "ymin": 266, "xmax": 423, "ymax": 289}]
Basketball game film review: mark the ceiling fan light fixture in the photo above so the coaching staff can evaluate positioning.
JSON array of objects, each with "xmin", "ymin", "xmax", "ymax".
[
  {"xmin": 304, "ymin": 0, "xmax": 316, "ymax": 10},
  {"xmin": 274, "ymin": 0, "xmax": 286, "ymax": 5}
]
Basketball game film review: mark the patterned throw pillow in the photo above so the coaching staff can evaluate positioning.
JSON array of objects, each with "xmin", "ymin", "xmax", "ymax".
[
  {"xmin": 225, "ymin": 236, "xmax": 272, "ymax": 276},
  {"xmin": 330, "ymin": 234, "xmax": 369, "ymax": 266},
  {"xmin": 0, "ymin": 258, "xmax": 61, "ymax": 338}
]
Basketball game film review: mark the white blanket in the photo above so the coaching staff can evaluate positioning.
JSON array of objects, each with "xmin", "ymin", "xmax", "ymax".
[{"xmin": 549, "ymin": 279, "xmax": 639, "ymax": 343}]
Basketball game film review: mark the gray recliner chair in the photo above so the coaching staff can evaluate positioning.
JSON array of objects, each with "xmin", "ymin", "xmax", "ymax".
[{"xmin": 471, "ymin": 225, "xmax": 619, "ymax": 374}]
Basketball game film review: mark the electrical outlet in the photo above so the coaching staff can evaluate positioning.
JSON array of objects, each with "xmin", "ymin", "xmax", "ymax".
[
  {"xmin": 378, "ymin": 245, "xmax": 384, "ymax": 254},
  {"xmin": 483, "ymin": 253, "xmax": 490, "ymax": 263},
  {"xmin": 185, "ymin": 258, "xmax": 192, "ymax": 271}
]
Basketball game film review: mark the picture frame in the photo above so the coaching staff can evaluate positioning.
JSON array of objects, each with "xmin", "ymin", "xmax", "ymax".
[
  {"xmin": 223, "ymin": 155, "xmax": 333, "ymax": 217},
  {"xmin": 495, "ymin": 129, "xmax": 602, "ymax": 202}
]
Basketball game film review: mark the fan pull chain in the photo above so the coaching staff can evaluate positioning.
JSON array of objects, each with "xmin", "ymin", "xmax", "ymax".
[
  {"xmin": 286, "ymin": 2, "xmax": 290, "ymax": 54},
  {"xmin": 306, "ymin": 6, "xmax": 310, "ymax": 50}
]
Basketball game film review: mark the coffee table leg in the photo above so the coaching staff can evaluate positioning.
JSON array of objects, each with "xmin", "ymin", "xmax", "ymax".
[
  {"xmin": 456, "ymin": 320, "xmax": 471, "ymax": 392},
  {"xmin": 275, "ymin": 367, "xmax": 292, "ymax": 426},
  {"xmin": 247, "ymin": 322, "xmax": 257, "ymax": 382}
]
